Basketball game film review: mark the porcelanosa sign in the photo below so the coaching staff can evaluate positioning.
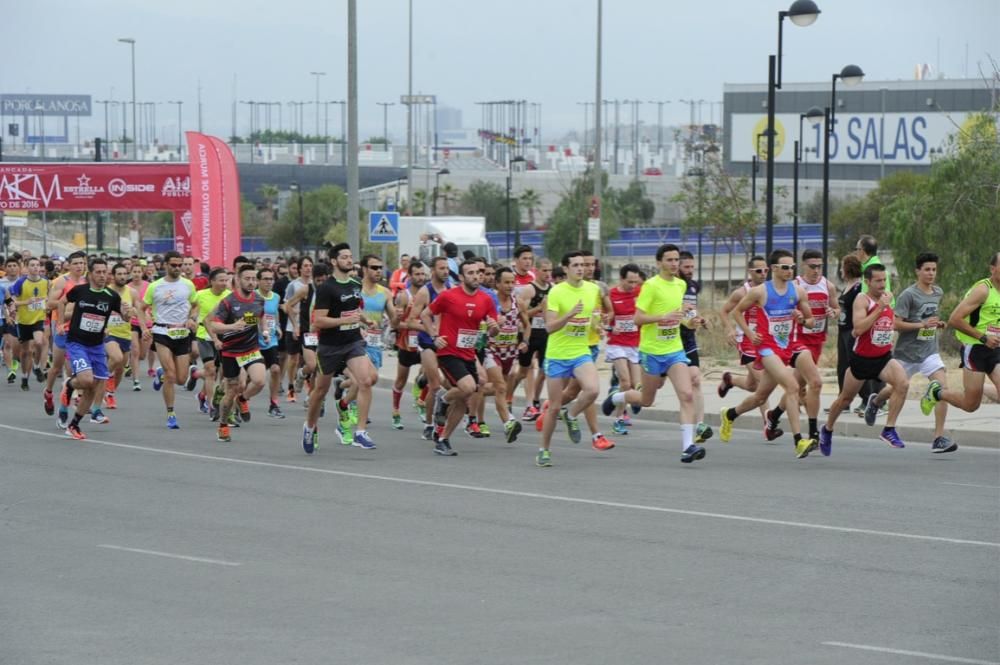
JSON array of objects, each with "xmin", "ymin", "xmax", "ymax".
[
  {"xmin": 728, "ymin": 111, "xmax": 984, "ymax": 166},
  {"xmin": 0, "ymin": 94, "xmax": 92, "ymax": 116}
]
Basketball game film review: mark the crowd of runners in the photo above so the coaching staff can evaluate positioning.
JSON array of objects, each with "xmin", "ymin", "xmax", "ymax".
[{"xmin": 1, "ymin": 237, "xmax": 998, "ymax": 467}]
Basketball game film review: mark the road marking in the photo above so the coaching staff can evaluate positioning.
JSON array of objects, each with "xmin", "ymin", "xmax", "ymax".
[
  {"xmin": 3, "ymin": 423, "xmax": 999, "ymax": 550},
  {"xmin": 942, "ymin": 482, "xmax": 1000, "ymax": 490},
  {"xmin": 97, "ymin": 544, "xmax": 241, "ymax": 567},
  {"xmin": 822, "ymin": 641, "xmax": 1000, "ymax": 664}
]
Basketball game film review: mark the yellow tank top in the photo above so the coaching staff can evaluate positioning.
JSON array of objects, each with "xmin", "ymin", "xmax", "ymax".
[{"xmin": 107, "ymin": 286, "xmax": 133, "ymax": 340}]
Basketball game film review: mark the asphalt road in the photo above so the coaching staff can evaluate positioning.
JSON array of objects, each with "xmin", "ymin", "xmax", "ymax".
[{"xmin": 2, "ymin": 380, "xmax": 998, "ymax": 665}]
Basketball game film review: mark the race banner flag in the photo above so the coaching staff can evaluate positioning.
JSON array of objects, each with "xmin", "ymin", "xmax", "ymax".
[
  {"xmin": 0, "ymin": 163, "xmax": 189, "ymax": 211},
  {"xmin": 186, "ymin": 132, "xmax": 242, "ymax": 269}
]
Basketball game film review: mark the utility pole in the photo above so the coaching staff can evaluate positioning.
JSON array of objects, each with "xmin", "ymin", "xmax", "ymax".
[
  {"xmin": 346, "ymin": 0, "xmax": 359, "ymax": 250},
  {"xmin": 376, "ymin": 102, "xmax": 394, "ymax": 151}
]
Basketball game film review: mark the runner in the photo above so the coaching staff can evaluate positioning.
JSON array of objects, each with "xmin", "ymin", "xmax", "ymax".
[
  {"xmin": 391, "ymin": 259, "xmax": 428, "ymax": 430},
  {"xmin": 921, "ymin": 251, "xmax": 1000, "ymax": 417},
  {"xmin": 101, "ymin": 262, "xmax": 148, "ymax": 414},
  {"xmin": 512, "ymin": 258, "xmax": 552, "ymax": 421},
  {"xmin": 408, "ymin": 256, "xmax": 451, "ymax": 440},
  {"xmin": 512, "ymin": 244, "xmax": 536, "ymax": 289},
  {"xmin": 602, "ymin": 244, "xmax": 705, "ymax": 463},
  {"xmin": 8, "ymin": 257, "xmax": 48, "ymax": 394},
  {"xmin": 128, "ymin": 263, "xmax": 152, "ymax": 390},
  {"xmin": 422, "ymin": 259, "xmax": 498, "ymax": 455},
  {"xmin": 717, "ymin": 256, "xmax": 770, "ymax": 421},
  {"xmin": 189, "ymin": 268, "xmax": 230, "ymax": 419},
  {"xmin": 143, "ymin": 250, "xmax": 199, "ymax": 429},
  {"xmin": 679, "ymin": 251, "xmax": 713, "ymax": 444},
  {"xmin": 720, "ymin": 249, "xmax": 819, "ymax": 458},
  {"xmin": 537, "ymin": 251, "xmax": 605, "ymax": 467},
  {"xmin": 302, "ymin": 243, "xmax": 378, "ymax": 454},
  {"xmin": 483, "ymin": 267, "xmax": 526, "ymax": 443},
  {"xmin": 282, "ymin": 256, "xmax": 312, "ymax": 403},
  {"xmin": 0, "ymin": 255, "xmax": 23, "ymax": 384},
  {"xmin": 604, "ymin": 263, "xmax": 642, "ymax": 435},
  {"xmin": 834, "ymin": 255, "xmax": 863, "ymax": 403},
  {"xmin": 284, "ymin": 259, "xmax": 323, "ymax": 405},
  {"xmin": 256, "ymin": 266, "xmax": 285, "ymax": 419},
  {"xmin": 819, "ymin": 263, "xmax": 910, "ymax": 454},
  {"xmin": 359, "ymin": 254, "xmax": 396, "ymax": 377},
  {"xmin": 208, "ymin": 264, "xmax": 269, "ymax": 442},
  {"xmin": 44, "ymin": 251, "xmax": 87, "ymax": 418},
  {"xmin": 58, "ymin": 258, "xmax": 123, "ymax": 440}
]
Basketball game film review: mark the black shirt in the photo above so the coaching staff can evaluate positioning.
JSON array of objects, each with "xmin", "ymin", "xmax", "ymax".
[
  {"xmin": 681, "ymin": 278, "xmax": 701, "ymax": 351},
  {"xmin": 314, "ymin": 277, "xmax": 363, "ymax": 346},
  {"xmin": 212, "ymin": 290, "xmax": 265, "ymax": 357},
  {"xmin": 838, "ymin": 281, "xmax": 862, "ymax": 333},
  {"xmin": 66, "ymin": 284, "xmax": 123, "ymax": 347},
  {"xmin": 274, "ymin": 275, "xmax": 290, "ymax": 332}
]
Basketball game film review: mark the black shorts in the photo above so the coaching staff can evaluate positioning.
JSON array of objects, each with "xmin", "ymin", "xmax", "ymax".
[
  {"xmin": 518, "ymin": 331, "xmax": 548, "ymax": 367},
  {"xmin": 849, "ymin": 352, "xmax": 892, "ymax": 382},
  {"xmin": 398, "ymin": 349, "xmax": 421, "ymax": 368},
  {"xmin": 475, "ymin": 347, "xmax": 486, "ymax": 364},
  {"xmin": 220, "ymin": 352, "xmax": 264, "ymax": 379},
  {"xmin": 740, "ymin": 353, "xmax": 757, "ymax": 366},
  {"xmin": 261, "ymin": 346, "xmax": 280, "ymax": 368},
  {"xmin": 4, "ymin": 322, "xmax": 19, "ymax": 337},
  {"xmin": 317, "ymin": 340, "xmax": 366, "ymax": 376},
  {"xmin": 685, "ymin": 348, "xmax": 701, "ymax": 368},
  {"xmin": 152, "ymin": 333, "xmax": 193, "ymax": 357},
  {"xmin": 438, "ymin": 354, "xmax": 479, "ymax": 386},
  {"xmin": 285, "ymin": 332, "xmax": 302, "ymax": 355},
  {"xmin": 131, "ymin": 323, "xmax": 143, "ymax": 337},
  {"xmin": 17, "ymin": 321, "xmax": 44, "ymax": 343},
  {"xmin": 960, "ymin": 344, "xmax": 1000, "ymax": 375},
  {"xmin": 418, "ymin": 338, "xmax": 436, "ymax": 352}
]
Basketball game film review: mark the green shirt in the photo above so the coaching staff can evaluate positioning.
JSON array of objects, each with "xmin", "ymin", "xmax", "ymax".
[
  {"xmin": 545, "ymin": 280, "xmax": 601, "ymax": 360},
  {"xmin": 636, "ymin": 274, "xmax": 686, "ymax": 355},
  {"xmin": 955, "ymin": 278, "xmax": 1000, "ymax": 346}
]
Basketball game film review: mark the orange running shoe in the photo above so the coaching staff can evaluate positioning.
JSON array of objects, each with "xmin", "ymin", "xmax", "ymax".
[
  {"xmin": 535, "ymin": 400, "xmax": 550, "ymax": 432},
  {"xmin": 592, "ymin": 434, "xmax": 616, "ymax": 451},
  {"xmin": 104, "ymin": 393, "xmax": 118, "ymax": 410}
]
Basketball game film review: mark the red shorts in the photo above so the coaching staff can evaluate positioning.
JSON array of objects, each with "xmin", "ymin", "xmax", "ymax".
[{"xmin": 798, "ymin": 336, "xmax": 826, "ymax": 364}]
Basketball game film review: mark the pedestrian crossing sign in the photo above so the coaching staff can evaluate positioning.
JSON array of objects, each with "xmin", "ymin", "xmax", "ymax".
[{"xmin": 368, "ymin": 211, "xmax": 399, "ymax": 243}]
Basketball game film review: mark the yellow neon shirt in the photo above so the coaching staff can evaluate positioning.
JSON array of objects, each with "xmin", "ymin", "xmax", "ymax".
[
  {"xmin": 545, "ymin": 280, "xmax": 601, "ymax": 360},
  {"xmin": 636, "ymin": 274, "xmax": 686, "ymax": 355}
]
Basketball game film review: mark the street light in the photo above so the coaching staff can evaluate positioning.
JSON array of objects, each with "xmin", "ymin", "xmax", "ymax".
[
  {"xmin": 507, "ymin": 155, "xmax": 526, "ymax": 255},
  {"xmin": 118, "ymin": 38, "xmax": 136, "ymax": 158},
  {"xmin": 376, "ymin": 102, "xmax": 395, "ymax": 152},
  {"xmin": 795, "ymin": 106, "xmax": 824, "ymax": 260},
  {"xmin": 820, "ymin": 64, "xmax": 865, "ymax": 275},
  {"xmin": 432, "ymin": 168, "xmax": 450, "ymax": 216},
  {"xmin": 764, "ymin": 0, "xmax": 820, "ymax": 259},
  {"xmin": 289, "ymin": 182, "xmax": 305, "ymax": 255},
  {"xmin": 168, "ymin": 101, "xmax": 183, "ymax": 159},
  {"xmin": 310, "ymin": 71, "xmax": 326, "ymax": 138}
]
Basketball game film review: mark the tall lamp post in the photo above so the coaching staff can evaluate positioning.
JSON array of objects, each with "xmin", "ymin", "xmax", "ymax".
[
  {"xmin": 795, "ymin": 107, "xmax": 824, "ymax": 261},
  {"xmin": 289, "ymin": 182, "xmax": 305, "ymax": 256},
  {"xmin": 764, "ymin": 0, "xmax": 820, "ymax": 259},
  {"xmin": 168, "ymin": 100, "xmax": 183, "ymax": 159},
  {"xmin": 118, "ymin": 38, "xmax": 137, "ymax": 158},
  {"xmin": 310, "ymin": 71, "xmax": 326, "ymax": 138},
  {"xmin": 506, "ymin": 155, "xmax": 526, "ymax": 257},
  {"xmin": 376, "ymin": 102, "xmax": 394, "ymax": 152},
  {"xmin": 432, "ymin": 168, "xmax": 450, "ymax": 216},
  {"xmin": 818, "ymin": 64, "xmax": 865, "ymax": 276}
]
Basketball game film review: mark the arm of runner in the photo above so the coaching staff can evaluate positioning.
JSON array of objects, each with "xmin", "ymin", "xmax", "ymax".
[
  {"xmin": 545, "ymin": 299, "xmax": 583, "ymax": 334},
  {"xmin": 795, "ymin": 285, "xmax": 816, "ymax": 331},
  {"xmin": 732, "ymin": 286, "xmax": 763, "ymax": 343},
  {"xmin": 852, "ymin": 292, "xmax": 890, "ymax": 337},
  {"xmin": 827, "ymin": 280, "xmax": 841, "ymax": 320},
  {"xmin": 384, "ymin": 288, "xmax": 399, "ymax": 329},
  {"xmin": 45, "ymin": 276, "xmax": 63, "ymax": 313},
  {"xmin": 947, "ymin": 283, "xmax": 997, "ymax": 347},
  {"xmin": 719, "ymin": 287, "xmax": 745, "ymax": 345},
  {"xmin": 408, "ymin": 287, "xmax": 430, "ymax": 332}
]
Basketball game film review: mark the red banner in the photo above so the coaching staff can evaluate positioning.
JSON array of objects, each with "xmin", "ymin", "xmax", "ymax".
[
  {"xmin": 186, "ymin": 132, "xmax": 242, "ymax": 269},
  {"xmin": 0, "ymin": 163, "xmax": 190, "ymax": 212}
]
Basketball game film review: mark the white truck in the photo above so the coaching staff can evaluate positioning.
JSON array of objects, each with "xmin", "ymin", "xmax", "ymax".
[{"xmin": 396, "ymin": 216, "xmax": 493, "ymax": 264}]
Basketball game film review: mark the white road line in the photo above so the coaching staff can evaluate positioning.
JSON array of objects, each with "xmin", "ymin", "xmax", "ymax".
[
  {"xmin": 97, "ymin": 544, "xmax": 241, "ymax": 567},
  {"xmin": 822, "ymin": 641, "xmax": 1000, "ymax": 665},
  {"xmin": 942, "ymin": 482, "xmax": 1000, "ymax": 490},
  {"xmin": 3, "ymin": 423, "xmax": 999, "ymax": 550}
]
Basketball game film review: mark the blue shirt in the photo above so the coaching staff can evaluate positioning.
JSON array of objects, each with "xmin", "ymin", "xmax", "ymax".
[{"xmin": 257, "ymin": 291, "xmax": 281, "ymax": 349}]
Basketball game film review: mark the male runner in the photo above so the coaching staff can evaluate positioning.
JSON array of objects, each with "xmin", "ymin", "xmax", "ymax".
[
  {"xmin": 679, "ymin": 251, "xmax": 713, "ymax": 443},
  {"xmin": 408, "ymin": 256, "xmax": 451, "ymax": 440},
  {"xmin": 189, "ymin": 268, "xmax": 230, "ymax": 418},
  {"xmin": 512, "ymin": 258, "xmax": 552, "ymax": 421},
  {"xmin": 819, "ymin": 263, "xmax": 909, "ymax": 454},
  {"xmin": 717, "ymin": 256, "xmax": 769, "ymax": 409},
  {"xmin": 483, "ymin": 267, "xmax": 526, "ymax": 443},
  {"xmin": 45, "ymin": 251, "xmax": 88, "ymax": 409},
  {"xmin": 1, "ymin": 255, "xmax": 23, "ymax": 384},
  {"xmin": 605, "ymin": 263, "xmax": 642, "ymax": 435},
  {"xmin": 512, "ymin": 244, "xmax": 536, "ymax": 289},
  {"xmin": 282, "ymin": 256, "xmax": 312, "ymax": 403},
  {"xmin": 359, "ymin": 255, "xmax": 396, "ymax": 374},
  {"xmin": 391, "ymin": 259, "xmax": 428, "ymax": 430},
  {"xmin": 101, "ymin": 262, "xmax": 148, "ymax": 413},
  {"xmin": 257, "ymin": 267, "xmax": 285, "ymax": 418},
  {"xmin": 8, "ymin": 257, "xmax": 48, "ymax": 394}
]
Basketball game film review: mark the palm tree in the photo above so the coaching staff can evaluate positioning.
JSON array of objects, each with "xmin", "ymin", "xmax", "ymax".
[
  {"xmin": 440, "ymin": 183, "xmax": 458, "ymax": 215},
  {"xmin": 411, "ymin": 190, "xmax": 427, "ymax": 215},
  {"xmin": 258, "ymin": 184, "xmax": 280, "ymax": 222},
  {"xmin": 520, "ymin": 188, "xmax": 542, "ymax": 228}
]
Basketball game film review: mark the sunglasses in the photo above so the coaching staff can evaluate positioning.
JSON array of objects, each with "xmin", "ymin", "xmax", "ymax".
[
  {"xmin": 167, "ymin": 263, "xmax": 183, "ymax": 268},
  {"xmin": 368, "ymin": 265, "xmax": 384, "ymax": 270},
  {"xmin": 750, "ymin": 268, "xmax": 769, "ymax": 274},
  {"xmin": 805, "ymin": 263, "xmax": 823, "ymax": 270},
  {"xmin": 774, "ymin": 264, "xmax": 795, "ymax": 271}
]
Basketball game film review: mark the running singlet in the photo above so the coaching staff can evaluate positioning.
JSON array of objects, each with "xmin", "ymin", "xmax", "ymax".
[
  {"xmin": 795, "ymin": 275, "xmax": 831, "ymax": 342},
  {"xmin": 488, "ymin": 297, "xmax": 521, "ymax": 361},
  {"xmin": 527, "ymin": 283, "xmax": 550, "ymax": 335},
  {"xmin": 212, "ymin": 290, "xmax": 265, "ymax": 358},
  {"xmin": 428, "ymin": 287, "xmax": 497, "ymax": 361},
  {"xmin": 193, "ymin": 288, "xmax": 230, "ymax": 341},
  {"xmin": 955, "ymin": 278, "xmax": 1000, "ymax": 346},
  {"xmin": 396, "ymin": 290, "xmax": 420, "ymax": 353},
  {"xmin": 284, "ymin": 279, "xmax": 308, "ymax": 332},
  {"xmin": 361, "ymin": 284, "xmax": 390, "ymax": 348},
  {"xmin": 130, "ymin": 280, "xmax": 150, "ymax": 326},
  {"xmin": 52, "ymin": 275, "xmax": 87, "ymax": 332},
  {"xmin": 680, "ymin": 279, "xmax": 700, "ymax": 352},
  {"xmin": 854, "ymin": 296, "xmax": 894, "ymax": 358},
  {"xmin": 314, "ymin": 277, "xmax": 364, "ymax": 347},
  {"xmin": 106, "ymin": 286, "xmax": 134, "ymax": 340},
  {"xmin": 607, "ymin": 285, "xmax": 640, "ymax": 347},
  {"xmin": 66, "ymin": 284, "xmax": 122, "ymax": 347},
  {"xmin": 754, "ymin": 281, "xmax": 800, "ymax": 352},
  {"xmin": 258, "ymin": 291, "xmax": 281, "ymax": 350},
  {"xmin": 416, "ymin": 282, "xmax": 444, "ymax": 348},
  {"xmin": 738, "ymin": 282, "xmax": 761, "ymax": 358},
  {"xmin": 635, "ymin": 274, "xmax": 685, "ymax": 356},
  {"xmin": 144, "ymin": 277, "xmax": 197, "ymax": 337},
  {"xmin": 10, "ymin": 276, "xmax": 49, "ymax": 325},
  {"xmin": 545, "ymin": 280, "xmax": 601, "ymax": 361},
  {"xmin": 587, "ymin": 281, "xmax": 608, "ymax": 347}
]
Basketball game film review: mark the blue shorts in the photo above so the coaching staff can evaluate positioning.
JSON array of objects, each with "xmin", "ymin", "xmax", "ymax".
[
  {"xmin": 366, "ymin": 345, "xmax": 383, "ymax": 369},
  {"xmin": 66, "ymin": 340, "xmax": 110, "ymax": 380},
  {"xmin": 54, "ymin": 332, "xmax": 68, "ymax": 350},
  {"xmin": 640, "ymin": 350, "xmax": 689, "ymax": 377},
  {"xmin": 544, "ymin": 354, "xmax": 593, "ymax": 379},
  {"xmin": 106, "ymin": 336, "xmax": 132, "ymax": 353},
  {"xmin": 590, "ymin": 345, "xmax": 600, "ymax": 362}
]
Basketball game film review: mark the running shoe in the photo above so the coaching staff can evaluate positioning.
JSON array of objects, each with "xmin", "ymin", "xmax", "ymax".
[
  {"xmin": 6, "ymin": 369, "xmax": 16, "ymax": 384},
  {"xmin": 415, "ymin": 401, "xmax": 426, "ymax": 420},
  {"xmin": 105, "ymin": 393, "xmax": 117, "ymax": 410},
  {"xmin": 465, "ymin": 422, "xmax": 485, "ymax": 438},
  {"xmin": 337, "ymin": 401, "xmax": 352, "ymax": 437},
  {"xmin": 720, "ymin": 408, "xmax": 734, "ymax": 442},
  {"xmin": 348, "ymin": 402, "xmax": 359, "ymax": 426},
  {"xmin": 217, "ymin": 424, "xmax": 232, "ymax": 443},
  {"xmin": 132, "ymin": 380, "xmax": 142, "ymax": 392},
  {"xmin": 535, "ymin": 400, "xmax": 550, "ymax": 432},
  {"xmin": 504, "ymin": 419, "xmax": 522, "ymax": 443},
  {"xmin": 59, "ymin": 383, "xmax": 71, "ymax": 407},
  {"xmin": 592, "ymin": 434, "xmax": 615, "ymax": 451},
  {"xmin": 478, "ymin": 422, "xmax": 491, "ymax": 437},
  {"xmin": 694, "ymin": 423, "xmax": 714, "ymax": 444},
  {"xmin": 43, "ymin": 389, "xmax": 55, "ymax": 416},
  {"xmin": 335, "ymin": 424, "xmax": 352, "ymax": 446},
  {"xmin": 564, "ymin": 413, "xmax": 582, "ymax": 444},
  {"xmin": 931, "ymin": 436, "xmax": 957, "ymax": 454},
  {"xmin": 433, "ymin": 391, "xmax": 448, "ymax": 426},
  {"xmin": 391, "ymin": 413, "xmax": 404, "ymax": 430},
  {"xmin": 238, "ymin": 397, "xmax": 251, "ymax": 422},
  {"xmin": 795, "ymin": 437, "xmax": 818, "ymax": 459},
  {"xmin": 630, "ymin": 402, "xmax": 642, "ymax": 416},
  {"xmin": 65, "ymin": 423, "xmax": 86, "ymax": 440},
  {"xmin": 352, "ymin": 431, "xmax": 376, "ymax": 450},
  {"xmin": 90, "ymin": 409, "xmax": 110, "ymax": 424},
  {"xmin": 422, "ymin": 425, "xmax": 434, "ymax": 440},
  {"xmin": 612, "ymin": 418, "xmax": 628, "ymax": 435},
  {"xmin": 921, "ymin": 380, "xmax": 941, "ymax": 416},
  {"xmin": 33, "ymin": 366, "xmax": 45, "ymax": 383},
  {"xmin": 268, "ymin": 403, "xmax": 286, "ymax": 419},
  {"xmin": 210, "ymin": 406, "xmax": 220, "ymax": 422},
  {"xmin": 434, "ymin": 438, "xmax": 457, "ymax": 456},
  {"xmin": 124, "ymin": 364, "xmax": 132, "ymax": 378},
  {"xmin": 228, "ymin": 411, "xmax": 240, "ymax": 428},
  {"xmin": 601, "ymin": 391, "xmax": 618, "ymax": 416},
  {"xmin": 286, "ymin": 387, "xmax": 297, "ymax": 403},
  {"xmin": 56, "ymin": 407, "xmax": 69, "ymax": 430},
  {"xmin": 681, "ymin": 444, "xmax": 706, "ymax": 463},
  {"xmin": 198, "ymin": 392, "xmax": 209, "ymax": 414},
  {"xmin": 20, "ymin": 377, "xmax": 28, "ymax": 391},
  {"xmin": 763, "ymin": 419, "xmax": 784, "ymax": 442},
  {"xmin": 302, "ymin": 424, "xmax": 318, "ymax": 454},
  {"xmin": 521, "ymin": 405, "xmax": 541, "ymax": 422},
  {"xmin": 166, "ymin": 413, "xmax": 180, "ymax": 430},
  {"xmin": 535, "ymin": 449, "xmax": 552, "ymax": 467},
  {"xmin": 184, "ymin": 365, "xmax": 198, "ymax": 391},
  {"xmin": 294, "ymin": 368, "xmax": 306, "ymax": 394},
  {"xmin": 147, "ymin": 367, "xmax": 156, "ymax": 377},
  {"xmin": 152, "ymin": 367, "xmax": 164, "ymax": 391},
  {"xmin": 433, "ymin": 425, "xmax": 444, "ymax": 442},
  {"xmin": 880, "ymin": 427, "xmax": 905, "ymax": 449},
  {"xmin": 717, "ymin": 371, "xmax": 733, "ymax": 398},
  {"xmin": 819, "ymin": 425, "xmax": 833, "ymax": 456},
  {"xmin": 863, "ymin": 394, "xmax": 880, "ymax": 426}
]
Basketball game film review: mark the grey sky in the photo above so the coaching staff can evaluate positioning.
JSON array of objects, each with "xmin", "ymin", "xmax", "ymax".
[{"xmin": 5, "ymin": 0, "xmax": 997, "ymax": 142}]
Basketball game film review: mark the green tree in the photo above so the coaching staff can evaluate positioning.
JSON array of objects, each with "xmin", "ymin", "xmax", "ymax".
[
  {"xmin": 543, "ymin": 171, "xmax": 624, "ymax": 263},
  {"xmin": 606, "ymin": 180, "xmax": 655, "ymax": 228},
  {"xmin": 268, "ymin": 185, "xmax": 347, "ymax": 252},
  {"xmin": 519, "ymin": 188, "xmax": 542, "ymax": 228},
  {"xmin": 457, "ymin": 180, "xmax": 521, "ymax": 232},
  {"xmin": 258, "ymin": 184, "xmax": 280, "ymax": 222}
]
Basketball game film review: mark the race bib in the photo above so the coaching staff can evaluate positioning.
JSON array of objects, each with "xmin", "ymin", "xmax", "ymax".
[
  {"xmin": 804, "ymin": 317, "xmax": 827, "ymax": 334},
  {"xmin": 237, "ymin": 349, "xmax": 263, "ymax": 366},
  {"xmin": 531, "ymin": 315, "xmax": 546, "ymax": 329},
  {"xmin": 263, "ymin": 314, "xmax": 277, "ymax": 332},
  {"xmin": 565, "ymin": 316, "xmax": 589, "ymax": 337},
  {"xmin": 768, "ymin": 315, "xmax": 794, "ymax": 346},
  {"xmin": 656, "ymin": 323, "xmax": 679, "ymax": 342},
  {"xmin": 340, "ymin": 308, "xmax": 361, "ymax": 330},
  {"xmin": 614, "ymin": 316, "xmax": 637, "ymax": 333},
  {"xmin": 303, "ymin": 332, "xmax": 319, "ymax": 347},
  {"xmin": 917, "ymin": 327, "xmax": 936, "ymax": 342},
  {"xmin": 28, "ymin": 298, "xmax": 45, "ymax": 312},
  {"xmin": 364, "ymin": 329, "xmax": 383, "ymax": 348},
  {"xmin": 407, "ymin": 331, "xmax": 419, "ymax": 349},
  {"xmin": 456, "ymin": 328, "xmax": 478, "ymax": 349},
  {"xmin": 166, "ymin": 327, "xmax": 190, "ymax": 340},
  {"xmin": 872, "ymin": 321, "xmax": 894, "ymax": 347},
  {"xmin": 495, "ymin": 326, "xmax": 518, "ymax": 346},
  {"xmin": 80, "ymin": 312, "xmax": 106, "ymax": 333},
  {"xmin": 108, "ymin": 313, "xmax": 124, "ymax": 328}
]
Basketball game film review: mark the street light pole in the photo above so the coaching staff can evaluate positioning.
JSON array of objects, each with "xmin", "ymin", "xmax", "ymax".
[
  {"xmin": 506, "ymin": 156, "xmax": 526, "ymax": 256},
  {"xmin": 376, "ymin": 102, "xmax": 394, "ymax": 152},
  {"xmin": 310, "ymin": 71, "xmax": 326, "ymax": 139},
  {"xmin": 168, "ymin": 101, "xmax": 183, "ymax": 159},
  {"xmin": 290, "ymin": 183, "xmax": 304, "ymax": 255},
  {"xmin": 797, "ymin": 107, "xmax": 823, "ymax": 262},
  {"xmin": 593, "ymin": 0, "xmax": 603, "ymax": 259},
  {"xmin": 822, "ymin": 64, "xmax": 865, "ymax": 276},
  {"xmin": 433, "ymin": 168, "xmax": 450, "ymax": 216},
  {"xmin": 118, "ymin": 38, "xmax": 137, "ymax": 158}
]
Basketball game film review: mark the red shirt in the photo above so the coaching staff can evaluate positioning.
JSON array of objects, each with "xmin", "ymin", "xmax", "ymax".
[
  {"xmin": 607, "ymin": 285, "xmax": 640, "ymax": 347},
  {"xmin": 514, "ymin": 270, "xmax": 535, "ymax": 286},
  {"xmin": 193, "ymin": 274, "xmax": 209, "ymax": 291},
  {"xmin": 853, "ymin": 296, "xmax": 894, "ymax": 358},
  {"xmin": 428, "ymin": 286, "xmax": 497, "ymax": 361}
]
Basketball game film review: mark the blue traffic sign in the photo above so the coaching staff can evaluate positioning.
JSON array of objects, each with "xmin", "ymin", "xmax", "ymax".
[{"xmin": 368, "ymin": 211, "xmax": 399, "ymax": 244}]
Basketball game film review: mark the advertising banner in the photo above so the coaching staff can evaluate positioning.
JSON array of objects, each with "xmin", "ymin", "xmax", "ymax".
[
  {"xmin": 186, "ymin": 132, "xmax": 242, "ymax": 269},
  {"xmin": 0, "ymin": 163, "xmax": 190, "ymax": 211}
]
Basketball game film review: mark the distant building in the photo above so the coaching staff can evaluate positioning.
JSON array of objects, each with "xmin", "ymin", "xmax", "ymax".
[{"xmin": 435, "ymin": 106, "xmax": 462, "ymax": 132}]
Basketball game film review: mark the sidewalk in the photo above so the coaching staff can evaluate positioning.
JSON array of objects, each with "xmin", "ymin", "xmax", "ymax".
[{"xmin": 374, "ymin": 352, "xmax": 1000, "ymax": 450}]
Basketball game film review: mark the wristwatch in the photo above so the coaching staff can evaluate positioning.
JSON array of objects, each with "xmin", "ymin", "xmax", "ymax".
[{"xmin": 979, "ymin": 334, "xmax": 989, "ymax": 344}]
